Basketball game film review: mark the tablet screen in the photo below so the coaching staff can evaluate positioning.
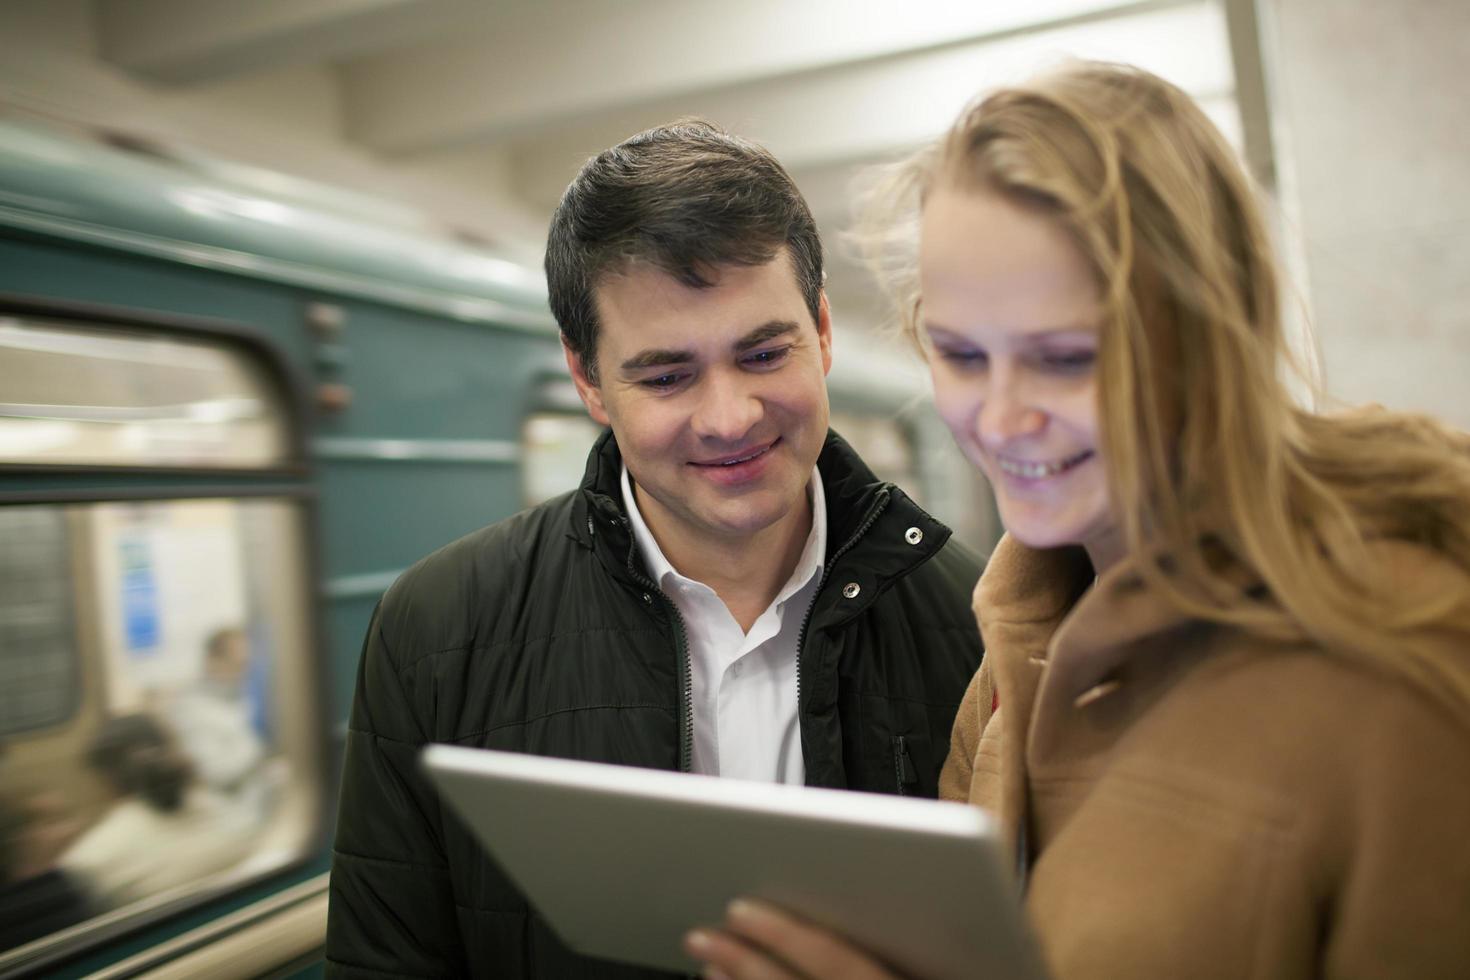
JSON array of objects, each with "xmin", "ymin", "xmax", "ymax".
[{"xmin": 422, "ymin": 744, "xmax": 1046, "ymax": 979}]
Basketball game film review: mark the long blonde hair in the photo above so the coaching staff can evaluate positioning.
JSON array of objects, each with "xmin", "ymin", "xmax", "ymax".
[{"xmin": 866, "ymin": 62, "xmax": 1470, "ymax": 715}]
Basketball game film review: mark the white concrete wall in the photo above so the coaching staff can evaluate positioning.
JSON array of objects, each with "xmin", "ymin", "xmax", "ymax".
[{"xmin": 1264, "ymin": 0, "xmax": 1470, "ymax": 429}]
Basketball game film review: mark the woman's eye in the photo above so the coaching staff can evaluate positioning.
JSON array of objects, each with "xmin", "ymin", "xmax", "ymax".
[
  {"xmin": 1040, "ymin": 350, "xmax": 1096, "ymax": 371},
  {"xmin": 937, "ymin": 348, "xmax": 988, "ymax": 368}
]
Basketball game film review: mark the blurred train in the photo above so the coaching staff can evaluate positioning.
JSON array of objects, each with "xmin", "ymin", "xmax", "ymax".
[{"xmin": 0, "ymin": 117, "xmax": 972, "ymax": 976}]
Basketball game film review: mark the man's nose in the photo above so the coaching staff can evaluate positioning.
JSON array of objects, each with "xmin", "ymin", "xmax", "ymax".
[
  {"xmin": 975, "ymin": 369, "xmax": 1045, "ymax": 448},
  {"xmin": 690, "ymin": 370, "xmax": 763, "ymax": 442}
]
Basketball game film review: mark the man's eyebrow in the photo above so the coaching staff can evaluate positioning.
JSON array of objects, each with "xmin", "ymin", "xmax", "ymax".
[
  {"xmin": 618, "ymin": 321, "xmax": 801, "ymax": 372},
  {"xmin": 619, "ymin": 348, "xmax": 694, "ymax": 372},
  {"xmin": 733, "ymin": 320, "xmax": 799, "ymax": 352}
]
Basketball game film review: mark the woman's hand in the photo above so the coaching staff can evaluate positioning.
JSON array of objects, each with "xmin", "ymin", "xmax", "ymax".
[{"xmin": 684, "ymin": 899, "xmax": 904, "ymax": 980}]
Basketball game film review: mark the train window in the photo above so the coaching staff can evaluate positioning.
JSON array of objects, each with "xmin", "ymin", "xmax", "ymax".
[
  {"xmin": 0, "ymin": 508, "xmax": 78, "ymax": 737},
  {"xmin": 829, "ymin": 411, "xmax": 919, "ymax": 497},
  {"xmin": 0, "ymin": 316, "xmax": 291, "ymax": 469},
  {"xmin": 522, "ymin": 412, "xmax": 603, "ymax": 506},
  {"xmin": 0, "ymin": 495, "xmax": 321, "ymax": 964}
]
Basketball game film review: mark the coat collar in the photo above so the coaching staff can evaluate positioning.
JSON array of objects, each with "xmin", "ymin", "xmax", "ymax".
[
  {"xmin": 568, "ymin": 428, "xmax": 953, "ymax": 576},
  {"xmin": 978, "ymin": 534, "xmax": 1219, "ymax": 699}
]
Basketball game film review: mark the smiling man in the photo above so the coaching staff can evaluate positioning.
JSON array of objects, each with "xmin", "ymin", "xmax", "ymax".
[{"xmin": 326, "ymin": 121, "xmax": 984, "ymax": 978}]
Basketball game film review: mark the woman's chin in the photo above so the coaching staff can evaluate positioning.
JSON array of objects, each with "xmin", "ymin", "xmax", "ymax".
[
  {"xmin": 1006, "ymin": 529, "xmax": 1079, "ymax": 552},
  {"xmin": 997, "ymin": 511, "xmax": 1088, "ymax": 553}
]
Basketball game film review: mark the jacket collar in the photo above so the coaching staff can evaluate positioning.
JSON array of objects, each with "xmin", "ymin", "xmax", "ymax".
[
  {"xmin": 568, "ymin": 428, "xmax": 953, "ymax": 588},
  {"xmin": 568, "ymin": 427, "xmax": 624, "ymax": 548}
]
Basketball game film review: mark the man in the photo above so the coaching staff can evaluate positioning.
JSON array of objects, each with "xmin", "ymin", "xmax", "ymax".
[{"xmin": 326, "ymin": 121, "xmax": 983, "ymax": 978}]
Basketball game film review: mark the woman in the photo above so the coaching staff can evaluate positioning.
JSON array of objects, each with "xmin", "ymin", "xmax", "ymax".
[{"xmin": 686, "ymin": 61, "xmax": 1470, "ymax": 979}]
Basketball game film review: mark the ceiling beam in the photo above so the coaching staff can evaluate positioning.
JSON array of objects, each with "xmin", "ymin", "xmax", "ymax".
[
  {"xmin": 506, "ymin": 2, "xmax": 1235, "ymax": 210},
  {"xmin": 96, "ymin": 0, "xmax": 476, "ymax": 85},
  {"xmin": 340, "ymin": 0, "xmax": 1171, "ymax": 156}
]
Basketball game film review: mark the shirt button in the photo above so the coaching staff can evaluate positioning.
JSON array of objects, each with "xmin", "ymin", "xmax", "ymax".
[
  {"xmin": 842, "ymin": 582, "xmax": 861, "ymax": 599},
  {"xmin": 905, "ymin": 526, "xmax": 924, "ymax": 545}
]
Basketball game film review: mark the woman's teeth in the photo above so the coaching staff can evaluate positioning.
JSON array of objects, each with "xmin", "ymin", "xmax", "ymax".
[{"xmin": 996, "ymin": 452, "xmax": 1090, "ymax": 479}]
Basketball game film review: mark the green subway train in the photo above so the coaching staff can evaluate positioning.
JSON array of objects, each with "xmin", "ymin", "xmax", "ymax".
[{"xmin": 0, "ymin": 117, "xmax": 967, "ymax": 977}]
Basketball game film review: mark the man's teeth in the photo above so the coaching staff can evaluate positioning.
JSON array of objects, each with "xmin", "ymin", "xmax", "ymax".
[
  {"xmin": 719, "ymin": 447, "xmax": 766, "ymax": 466},
  {"xmin": 997, "ymin": 453, "xmax": 1086, "ymax": 479}
]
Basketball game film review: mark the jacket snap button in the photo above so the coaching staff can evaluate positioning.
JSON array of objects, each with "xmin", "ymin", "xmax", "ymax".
[
  {"xmin": 904, "ymin": 526, "xmax": 923, "ymax": 545},
  {"xmin": 842, "ymin": 582, "xmax": 861, "ymax": 599}
]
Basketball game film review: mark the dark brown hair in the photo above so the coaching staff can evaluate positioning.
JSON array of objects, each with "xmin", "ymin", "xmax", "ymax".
[
  {"xmin": 545, "ymin": 119, "xmax": 823, "ymax": 383},
  {"xmin": 86, "ymin": 714, "xmax": 193, "ymax": 813}
]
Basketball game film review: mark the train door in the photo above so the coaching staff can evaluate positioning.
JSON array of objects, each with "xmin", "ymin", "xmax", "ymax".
[{"xmin": 0, "ymin": 297, "xmax": 328, "ymax": 977}]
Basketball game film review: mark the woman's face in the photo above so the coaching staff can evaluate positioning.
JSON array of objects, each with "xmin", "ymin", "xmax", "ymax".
[{"xmin": 919, "ymin": 184, "xmax": 1120, "ymax": 565}]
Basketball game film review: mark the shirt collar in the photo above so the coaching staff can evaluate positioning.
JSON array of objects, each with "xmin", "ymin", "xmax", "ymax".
[{"xmin": 620, "ymin": 463, "xmax": 826, "ymax": 601}]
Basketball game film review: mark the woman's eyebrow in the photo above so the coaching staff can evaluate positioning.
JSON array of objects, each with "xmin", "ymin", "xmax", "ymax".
[{"xmin": 923, "ymin": 322, "xmax": 1095, "ymax": 341}]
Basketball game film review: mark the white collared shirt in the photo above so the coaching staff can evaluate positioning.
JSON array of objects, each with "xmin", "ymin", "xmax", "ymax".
[{"xmin": 621, "ymin": 464, "xmax": 826, "ymax": 784}]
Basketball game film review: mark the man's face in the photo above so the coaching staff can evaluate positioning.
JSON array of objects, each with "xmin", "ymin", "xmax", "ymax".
[{"xmin": 567, "ymin": 249, "xmax": 833, "ymax": 559}]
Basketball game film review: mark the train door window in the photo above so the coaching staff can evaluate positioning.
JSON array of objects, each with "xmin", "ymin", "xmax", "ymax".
[
  {"xmin": 0, "ymin": 315, "xmax": 320, "ymax": 971},
  {"xmin": 521, "ymin": 375, "xmax": 603, "ymax": 506},
  {"xmin": 0, "ymin": 315, "xmax": 291, "ymax": 468},
  {"xmin": 829, "ymin": 411, "xmax": 919, "ymax": 498},
  {"xmin": 0, "ymin": 507, "xmax": 78, "ymax": 736}
]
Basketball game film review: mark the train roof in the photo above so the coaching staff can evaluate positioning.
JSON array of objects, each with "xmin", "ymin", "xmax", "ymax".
[
  {"xmin": 0, "ymin": 117, "xmax": 927, "ymax": 403},
  {"xmin": 0, "ymin": 118, "xmax": 555, "ymax": 333}
]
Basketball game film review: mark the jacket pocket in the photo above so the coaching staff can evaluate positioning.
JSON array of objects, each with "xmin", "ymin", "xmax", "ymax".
[{"xmin": 837, "ymin": 690, "xmax": 947, "ymax": 796}]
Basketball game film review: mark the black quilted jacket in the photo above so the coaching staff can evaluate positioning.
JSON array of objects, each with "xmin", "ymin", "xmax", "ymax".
[{"xmin": 325, "ymin": 429, "xmax": 984, "ymax": 978}]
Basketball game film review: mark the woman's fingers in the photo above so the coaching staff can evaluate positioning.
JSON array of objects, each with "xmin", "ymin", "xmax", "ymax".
[
  {"xmin": 685, "ymin": 926, "xmax": 803, "ymax": 980},
  {"xmin": 684, "ymin": 900, "xmax": 905, "ymax": 980}
]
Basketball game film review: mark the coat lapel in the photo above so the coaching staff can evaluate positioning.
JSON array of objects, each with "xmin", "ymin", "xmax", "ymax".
[{"xmin": 973, "ymin": 536, "xmax": 1094, "ymax": 870}]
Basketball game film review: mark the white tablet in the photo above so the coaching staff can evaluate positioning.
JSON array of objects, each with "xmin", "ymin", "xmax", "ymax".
[{"xmin": 422, "ymin": 745, "xmax": 1046, "ymax": 979}]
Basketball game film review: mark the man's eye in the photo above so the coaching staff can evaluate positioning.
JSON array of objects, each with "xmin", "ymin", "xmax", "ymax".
[
  {"xmin": 639, "ymin": 373, "xmax": 685, "ymax": 390},
  {"xmin": 743, "ymin": 346, "xmax": 791, "ymax": 368}
]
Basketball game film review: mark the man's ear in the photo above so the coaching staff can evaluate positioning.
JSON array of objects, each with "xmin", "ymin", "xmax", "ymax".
[
  {"xmin": 563, "ymin": 340, "xmax": 611, "ymax": 426},
  {"xmin": 816, "ymin": 291, "xmax": 834, "ymax": 376}
]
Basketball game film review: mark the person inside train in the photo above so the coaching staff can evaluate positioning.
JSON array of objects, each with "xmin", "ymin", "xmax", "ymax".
[
  {"xmin": 165, "ymin": 628, "xmax": 268, "ymax": 798},
  {"xmin": 325, "ymin": 121, "xmax": 986, "ymax": 976},
  {"xmin": 57, "ymin": 713, "xmax": 257, "ymax": 910},
  {"xmin": 684, "ymin": 61, "xmax": 1470, "ymax": 979}
]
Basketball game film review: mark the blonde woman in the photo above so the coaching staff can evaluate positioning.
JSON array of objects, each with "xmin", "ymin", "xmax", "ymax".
[{"xmin": 685, "ymin": 62, "xmax": 1470, "ymax": 980}]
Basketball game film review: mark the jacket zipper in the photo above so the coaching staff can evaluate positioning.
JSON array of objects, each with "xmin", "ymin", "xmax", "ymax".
[
  {"xmin": 793, "ymin": 488, "xmax": 892, "ymax": 773},
  {"xmin": 614, "ymin": 484, "xmax": 895, "ymax": 779},
  {"xmin": 618, "ymin": 516, "xmax": 695, "ymax": 773},
  {"xmin": 892, "ymin": 734, "xmax": 917, "ymax": 796}
]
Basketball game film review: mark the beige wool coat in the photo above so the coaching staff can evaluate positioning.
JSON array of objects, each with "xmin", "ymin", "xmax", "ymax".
[{"xmin": 940, "ymin": 534, "xmax": 1470, "ymax": 980}]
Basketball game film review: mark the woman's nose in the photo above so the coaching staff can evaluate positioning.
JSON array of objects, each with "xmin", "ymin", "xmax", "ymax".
[{"xmin": 975, "ymin": 372, "xmax": 1045, "ymax": 448}]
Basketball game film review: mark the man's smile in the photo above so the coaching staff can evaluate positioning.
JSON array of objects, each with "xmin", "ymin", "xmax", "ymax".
[{"xmin": 690, "ymin": 439, "xmax": 779, "ymax": 468}]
